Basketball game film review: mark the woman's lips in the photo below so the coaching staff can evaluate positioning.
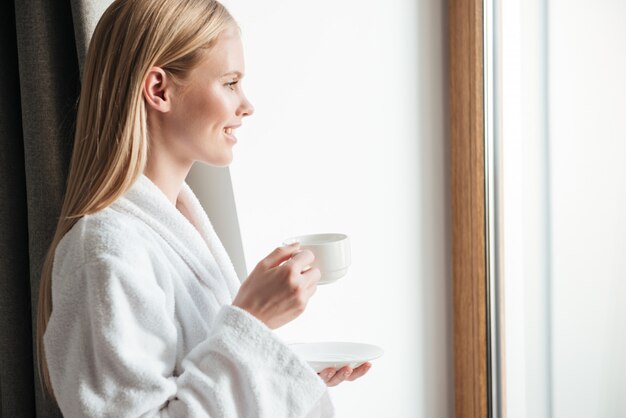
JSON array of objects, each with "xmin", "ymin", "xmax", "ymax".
[{"xmin": 224, "ymin": 126, "xmax": 239, "ymax": 143}]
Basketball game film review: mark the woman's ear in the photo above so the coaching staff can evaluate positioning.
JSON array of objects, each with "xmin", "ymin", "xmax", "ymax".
[{"xmin": 143, "ymin": 67, "xmax": 171, "ymax": 113}]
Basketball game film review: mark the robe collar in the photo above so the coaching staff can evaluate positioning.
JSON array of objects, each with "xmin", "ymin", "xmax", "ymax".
[{"xmin": 111, "ymin": 174, "xmax": 240, "ymax": 304}]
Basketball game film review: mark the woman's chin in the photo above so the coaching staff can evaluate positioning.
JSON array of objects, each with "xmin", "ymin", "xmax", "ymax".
[{"xmin": 197, "ymin": 152, "xmax": 233, "ymax": 168}]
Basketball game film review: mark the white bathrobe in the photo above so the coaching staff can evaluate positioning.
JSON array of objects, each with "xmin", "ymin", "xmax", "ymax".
[{"xmin": 44, "ymin": 174, "xmax": 333, "ymax": 418}]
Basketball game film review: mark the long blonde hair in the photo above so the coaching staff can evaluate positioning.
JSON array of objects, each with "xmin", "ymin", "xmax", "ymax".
[{"xmin": 37, "ymin": 0, "xmax": 235, "ymax": 399}]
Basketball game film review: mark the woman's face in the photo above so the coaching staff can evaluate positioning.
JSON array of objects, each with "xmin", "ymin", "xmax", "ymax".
[{"xmin": 165, "ymin": 26, "xmax": 254, "ymax": 167}]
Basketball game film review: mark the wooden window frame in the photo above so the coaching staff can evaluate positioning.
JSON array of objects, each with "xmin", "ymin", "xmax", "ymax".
[{"xmin": 449, "ymin": 0, "xmax": 490, "ymax": 417}]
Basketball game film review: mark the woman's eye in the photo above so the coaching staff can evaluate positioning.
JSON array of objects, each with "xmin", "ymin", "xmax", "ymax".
[{"xmin": 225, "ymin": 81, "xmax": 239, "ymax": 90}]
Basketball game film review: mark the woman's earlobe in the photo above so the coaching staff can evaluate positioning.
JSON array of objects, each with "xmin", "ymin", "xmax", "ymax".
[{"xmin": 143, "ymin": 67, "xmax": 171, "ymax": 113}]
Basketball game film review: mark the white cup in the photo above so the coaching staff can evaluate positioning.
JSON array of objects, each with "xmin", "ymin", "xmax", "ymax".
[{"xmin": 283, "ymin": 233, "xmax": 351, "ymax": 285}]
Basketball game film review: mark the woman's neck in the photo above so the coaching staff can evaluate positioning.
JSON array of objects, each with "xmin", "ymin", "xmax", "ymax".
[{"xmin": 144, "ymin": 151, "xmax": 193, "ymax": 206}]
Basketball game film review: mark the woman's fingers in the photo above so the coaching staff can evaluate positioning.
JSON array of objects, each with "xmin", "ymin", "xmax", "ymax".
[
  {"xmin": 283, "ymin": 249, "xmax": 315, "ymax": 272},
  {"xmin": 318, "ymin": 368, "xmax": 337, "ymax": 384},
  {"xmin": 300, "ymin": 266, "xmax": 321, "ymax": 290},
  {"xmin": 326, "ymin": 366, "xmax": 353, "ymax": 387},
  {"xmin": 259, "ymin": 243, "xmax": 300, "ymax": 269},
  {"xmin": 346, "ymin": 362, "xmax": 371, "ymax": 381},
  {"xmin": 318, "ymin": 363, "xmax": 372, "ymax": 386},
  {"xmin": 282, "ymin": 249, "xmax": 320, "ymax": 289}
]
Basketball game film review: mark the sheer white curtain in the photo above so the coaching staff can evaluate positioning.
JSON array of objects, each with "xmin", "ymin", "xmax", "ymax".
[{"xmin": 500, "ymin": 0, "xmax": 626, "ymax": 417}]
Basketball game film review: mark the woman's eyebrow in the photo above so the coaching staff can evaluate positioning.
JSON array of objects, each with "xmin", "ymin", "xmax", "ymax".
[{"xmin": 221, "ymin": 70, "xmax": 243, "ymax": 78}]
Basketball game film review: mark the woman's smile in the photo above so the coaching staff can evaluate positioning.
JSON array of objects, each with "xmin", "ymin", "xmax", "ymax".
[{"xmin": 224, "ymin": 124, "xmax": 240, "ymax": 143}]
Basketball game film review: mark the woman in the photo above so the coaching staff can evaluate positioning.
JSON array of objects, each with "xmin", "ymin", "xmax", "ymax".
[{"xmin": 36, "ymin": 0, "xmax": 370, "ymax": 416}]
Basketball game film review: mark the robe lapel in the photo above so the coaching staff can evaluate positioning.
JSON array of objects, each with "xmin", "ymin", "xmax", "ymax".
[
  {"xmin": 111, "ymin": 175, "xmax": 237, "ymax": 305},
  {"xmin": 177, "ymin": 182, "xmax": 240, "ymax": 299}
]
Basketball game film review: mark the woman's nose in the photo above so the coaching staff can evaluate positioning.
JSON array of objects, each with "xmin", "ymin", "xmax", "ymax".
[{"xmin": 238, "ymin": 94, "xmax": 254, "ymax": 117}]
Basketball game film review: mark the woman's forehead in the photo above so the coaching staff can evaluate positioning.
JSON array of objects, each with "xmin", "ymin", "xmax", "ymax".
[{"xmin": 200, "ymin": 33, "xmax": 245, "ymax": 77}]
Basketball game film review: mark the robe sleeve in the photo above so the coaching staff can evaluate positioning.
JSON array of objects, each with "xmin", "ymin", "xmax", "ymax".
[{"xmin": 44, "ymin": 254, "xmax": 330, "ymax": 418}]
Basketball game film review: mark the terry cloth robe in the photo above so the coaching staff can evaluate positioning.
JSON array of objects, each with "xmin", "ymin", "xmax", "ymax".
[{"xmin": 44, "ymin": 174, "xmax": 334, "ymax": 418}]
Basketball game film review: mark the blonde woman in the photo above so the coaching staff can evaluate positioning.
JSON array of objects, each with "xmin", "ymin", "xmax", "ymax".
[{"xmin": 37, "ymin": 0, "xmax": 370, "ymax": 416}]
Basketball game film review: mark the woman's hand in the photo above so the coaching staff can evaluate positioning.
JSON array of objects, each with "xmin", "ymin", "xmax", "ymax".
[
  {"xmin": 318, "ymin": 362, "xmax": 372, "ymax": 387},
  {"xmin": 232, "ymin": 243, "xmax": 321, "ymax": 329}
]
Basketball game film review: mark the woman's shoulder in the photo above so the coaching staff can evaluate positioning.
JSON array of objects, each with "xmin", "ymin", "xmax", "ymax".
[{"xmin": 54, "ymin": 206, "xmax": 153, "ymax": 273}]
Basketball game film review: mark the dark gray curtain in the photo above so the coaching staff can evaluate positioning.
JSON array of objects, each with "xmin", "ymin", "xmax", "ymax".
[{"xmin": 1, "ymin": 0, "xmax": 81, "ymax": 416}]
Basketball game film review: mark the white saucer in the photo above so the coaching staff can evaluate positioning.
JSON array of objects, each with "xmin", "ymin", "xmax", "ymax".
[{"xmin": 289, "ymin": 342, "xmax": 384, "ymax": 373}]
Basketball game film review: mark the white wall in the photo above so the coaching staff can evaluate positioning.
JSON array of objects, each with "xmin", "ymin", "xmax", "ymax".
[{"xmin": 216, "ymin": 1, "xmax": 451, "ymax": 417}]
